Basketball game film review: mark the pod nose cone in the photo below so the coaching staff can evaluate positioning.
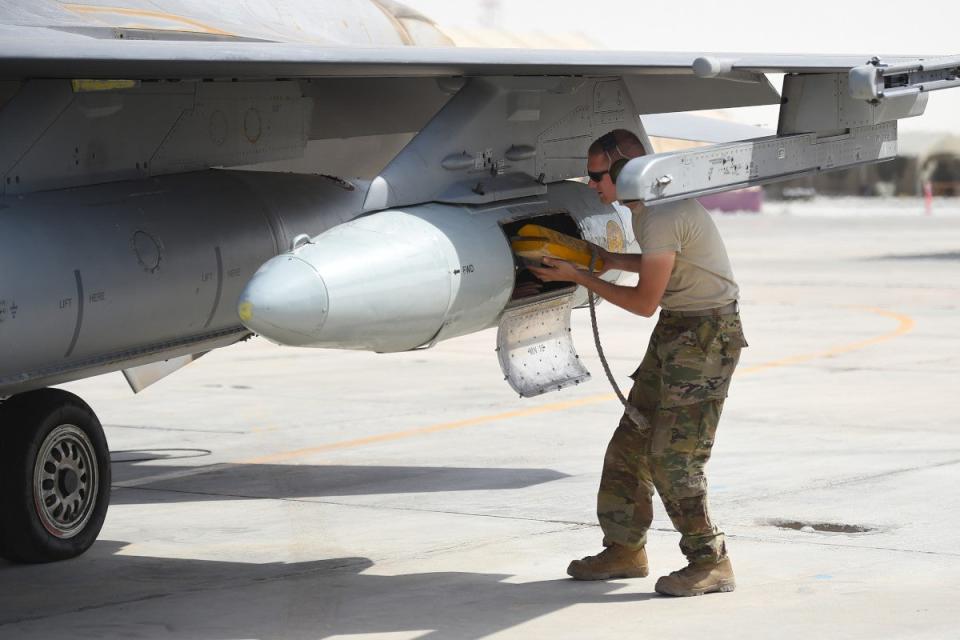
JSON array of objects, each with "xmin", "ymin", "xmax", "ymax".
[{"xmin": 238, "ymin": 255, "xmax": 329, "ymax": 346}]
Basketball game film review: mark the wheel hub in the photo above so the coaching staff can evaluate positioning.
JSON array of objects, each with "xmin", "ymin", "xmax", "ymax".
[
  {"xmin": 58, "ymin": 468, "xmax": 80, "ymax": 496},
  {"xmin": 33, "ymin": 425, "xmax": 99, "ymax": 539}
]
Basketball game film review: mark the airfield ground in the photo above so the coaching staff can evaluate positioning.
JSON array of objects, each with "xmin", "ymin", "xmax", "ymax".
[{"xmin": 1, "ymin": 197, "xmax": 958, "ymax": 639}]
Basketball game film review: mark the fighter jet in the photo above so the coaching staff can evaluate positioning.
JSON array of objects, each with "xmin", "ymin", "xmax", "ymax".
[{"xmin": 0, "ymin": 0, "xmax": 957, "ymax": 563}]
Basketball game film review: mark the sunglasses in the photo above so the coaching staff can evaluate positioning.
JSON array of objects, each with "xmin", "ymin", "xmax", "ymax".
[{"xmin": 588, "ymin": 158, "xmax": 628, "ymax": 185}]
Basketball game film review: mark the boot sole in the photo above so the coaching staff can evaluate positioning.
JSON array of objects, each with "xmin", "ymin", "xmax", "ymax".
[
  {"xmin": 654, "ymin": 578, "xmax": 735, "ymax": 596},
  {"xmin": 567, "ymin": 566, "xmax": 650, "ymax": 581}
]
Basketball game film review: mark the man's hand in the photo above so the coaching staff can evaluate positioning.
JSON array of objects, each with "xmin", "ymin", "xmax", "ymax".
[
  {"xmin": 586, "ymin": 242, "xmax": 614, "ymax": 275},
  {"xmin": 528, "ymin": 250, "xmax": 674, "ymax": 318},
  {"xmin": 528, "ymin": 258, "xmax": 583, "ymax": 284}
]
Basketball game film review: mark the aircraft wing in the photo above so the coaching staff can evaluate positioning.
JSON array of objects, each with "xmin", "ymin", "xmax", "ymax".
[
  {"xmin": 0, "ymin": 26, "xmax": 930, "ymax": 80},
  {"xmin": 1, "ymin": 25, "xmax": 957, "ymax": 208},
  {"xmin": 641, "ymin": 113, "xmax": 775, "ymax": 143},
  {"xmin": 4, "ymin": 27, "xmax": 956, "ymax": 120}
]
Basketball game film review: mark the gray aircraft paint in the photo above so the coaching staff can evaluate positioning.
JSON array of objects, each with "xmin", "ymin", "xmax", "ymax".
[
  {"xmin": 0, "ymin": 0, "xmax": 451, "ymax": 47},
  {"xmin": 362, "ymin": 76, "xmax": 651, "ymax": 211},
  {"xmin": 0, "ymin": 0, "xmax": 955, "ymax": 399},
  {"xmin": 0, "ymin": 79, "xmax": 311, "ymax": 196},
  {"xmin": 0, "ymin": 171, "xmax": 367, "ymax": 395}
]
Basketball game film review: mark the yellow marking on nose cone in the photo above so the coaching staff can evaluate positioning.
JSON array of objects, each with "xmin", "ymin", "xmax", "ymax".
[
  {"xmin": 61, "ymin": 3, "xmax": 234, "ymax": 36},
  {"xmin": 238, "ymin": 302, "xmax": 254, "ymax": 323}
]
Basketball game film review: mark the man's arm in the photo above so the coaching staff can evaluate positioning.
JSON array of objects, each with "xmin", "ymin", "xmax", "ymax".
[
  {"xmin": 529, "ymin": 252, "xmax": 675, "ymax": 318},
  {"xmin": 599, "ymin": 248, "xmax": 644, "ymax": 274}
]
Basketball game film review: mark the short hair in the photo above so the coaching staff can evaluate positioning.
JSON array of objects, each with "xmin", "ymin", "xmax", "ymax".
[{"xmin": 588, "ymin": 129, "xmax": 646, "ymax": 159}]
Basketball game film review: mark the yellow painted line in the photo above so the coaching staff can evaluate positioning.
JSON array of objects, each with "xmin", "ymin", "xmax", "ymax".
[
  {"xmin": 62, "ymin": 3, "xmax": 234, "ymax": 36},
  {"xmin": 241, "ymin": 395, "xmax": 612, "ymax": 465},
  {"xmin": 738, "ymin": 307, "xmax": 915, "ymax": 374},
  {"xmin": 242, "ymin": 306, "xmax": 915, "ymax": 465}
]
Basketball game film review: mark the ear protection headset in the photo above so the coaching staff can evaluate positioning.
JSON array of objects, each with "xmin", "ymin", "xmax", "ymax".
[
  {"xmin": 609, "ymin": 158, "xmax": 628, "ymax": 184},
  {"xmin": 596, "ymin": 132, "xmax": 629, "ymax": 184}
]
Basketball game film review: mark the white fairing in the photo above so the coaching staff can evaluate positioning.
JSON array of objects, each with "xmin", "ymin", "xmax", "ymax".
[
  {"xmin": 497, "ymin": 295, "xmax": 591, "ymax": 398},
  {"xmin": 240, "ymin": 203, "xmax": 515, "ymax": 352}
]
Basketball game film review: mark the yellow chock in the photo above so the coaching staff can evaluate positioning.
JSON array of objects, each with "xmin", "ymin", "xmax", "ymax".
[{"xmin": 510, "ymin": 224, "xmax": 604, "ymax": 271}]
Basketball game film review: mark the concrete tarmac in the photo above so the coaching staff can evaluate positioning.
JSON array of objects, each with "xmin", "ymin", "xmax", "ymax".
[{"xmin": 1, "ymin": 197, "xmax": 958, "ymax": 639}]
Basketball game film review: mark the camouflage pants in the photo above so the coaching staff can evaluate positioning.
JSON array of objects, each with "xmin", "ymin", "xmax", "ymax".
[{"xmin": 597, "ymin": 311, "xmax": 747, "ymax": 565}]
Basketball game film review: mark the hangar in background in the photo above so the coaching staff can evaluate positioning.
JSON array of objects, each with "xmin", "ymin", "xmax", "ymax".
[{"xmin": 764, "ymin": 132, "xmax": 960, "ymax": 199}]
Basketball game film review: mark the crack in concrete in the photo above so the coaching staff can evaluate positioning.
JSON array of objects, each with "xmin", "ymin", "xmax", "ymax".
[
  {"xmin": 105, "ymin": 424, "xmax": 247, "ymax": 435},
  {"xmin": 115, "ymin": 484, "xmax": 596, "ymax": 528},
  {"xmin": 724, "ymin": 532, "xmax": 960, "ymax": 558},
  {"xmin": 731, "ymin": 457, "xmax": 960, "ymax": 505}
]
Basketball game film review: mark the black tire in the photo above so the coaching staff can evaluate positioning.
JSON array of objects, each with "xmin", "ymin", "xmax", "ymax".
[{"xmin": 0, "ymin": 388, "xmax": 111, "ymax": 563}]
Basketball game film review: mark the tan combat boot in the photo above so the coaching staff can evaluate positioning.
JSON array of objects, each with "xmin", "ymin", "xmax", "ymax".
[
  {"xmin": 567, "ymin": 544, "xmax": 649, "ymax": 580},
  {"xmin": 654, "ymin": 557, "xmax": 736, "ymax": 596}
]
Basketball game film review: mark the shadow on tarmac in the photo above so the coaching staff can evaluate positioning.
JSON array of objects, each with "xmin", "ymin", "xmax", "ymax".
[
  {"xmin": 0, "ymin": 540, "xmax": 656, "ymax": 638},
  {"xmin": 110, "ymin": 459, "xmax": 569, "ymax": 505}
]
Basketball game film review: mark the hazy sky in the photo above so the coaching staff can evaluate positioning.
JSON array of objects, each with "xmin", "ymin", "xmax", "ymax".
[{"xmin": 405, "ymin": 0, "xmax": 959, "ymax": 133}]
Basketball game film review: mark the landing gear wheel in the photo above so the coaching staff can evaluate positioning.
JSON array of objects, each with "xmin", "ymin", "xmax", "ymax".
[{"xmin": 0, "ymin": 388, "xmax": 111, "ymax": 563}]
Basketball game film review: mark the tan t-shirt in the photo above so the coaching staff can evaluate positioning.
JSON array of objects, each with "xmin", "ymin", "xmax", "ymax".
[{"xmin": 631, "ymin": 199, "xmax": 739, "ymax": 311}]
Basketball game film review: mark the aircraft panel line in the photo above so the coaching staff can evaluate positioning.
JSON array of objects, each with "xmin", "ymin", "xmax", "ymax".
[
  {"xmin": 64, "ymin": 269, "xmax": 84, "ymax": 358},
  {"xmin": 202, "ymin": 246, "xmax": 224, "ymax": 330}
]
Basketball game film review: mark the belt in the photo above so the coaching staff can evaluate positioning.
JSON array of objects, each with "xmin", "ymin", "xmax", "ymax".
[{"xmin": 660, "ymin": 301, "xmax": 739, "ymax": 318}]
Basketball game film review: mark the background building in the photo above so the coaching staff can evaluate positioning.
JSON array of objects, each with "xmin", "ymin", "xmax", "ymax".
[{"xmin": 767, "ymin": 132, "xmax": 960, "ymax": 199}]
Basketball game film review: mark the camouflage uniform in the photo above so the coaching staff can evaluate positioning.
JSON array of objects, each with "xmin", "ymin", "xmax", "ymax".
[{"xmin": 597, "ymin": 309, "xmax": 747, "ymax": 565}]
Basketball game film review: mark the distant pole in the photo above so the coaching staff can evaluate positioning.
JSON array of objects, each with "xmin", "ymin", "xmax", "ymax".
[
  {"xmin": 480, "ymin": 0, "xmax": 501, "ymax": 27},
  {"xmin": 923, "ymin": 180, "xmax": 933, "ymax": 216}
]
